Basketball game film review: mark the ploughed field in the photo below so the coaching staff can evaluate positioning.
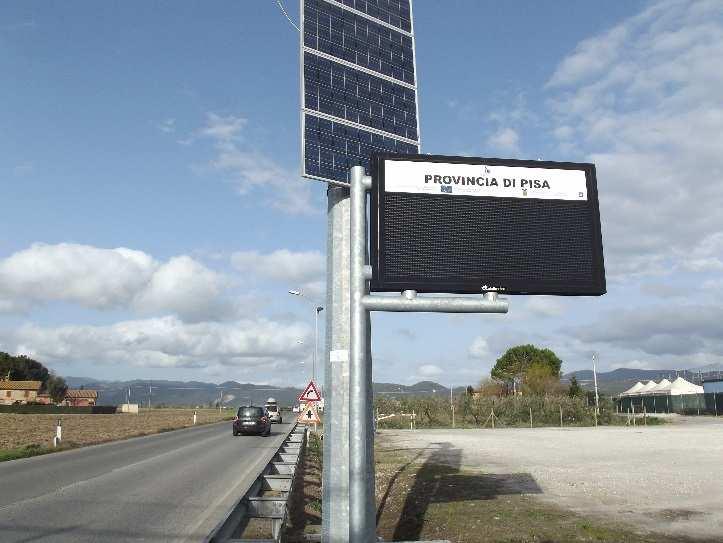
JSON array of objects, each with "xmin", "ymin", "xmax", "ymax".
[{"xmin": 0, "ymin": 408, "xmax": 232, "ymax": 451}]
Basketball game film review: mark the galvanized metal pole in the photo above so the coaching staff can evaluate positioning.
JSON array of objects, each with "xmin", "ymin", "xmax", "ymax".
[
  {"xmin": 344, "ymin": 166, "xmax": 509, "ymax": 543},
  {"xmin": 349, "ymin": 166, "xmax": 375, "ymax": 542},
  {"xmin": 592, "ymin": 352, "xmax": 600, "ymax": 416},
  {"xmin": 322, "ymin": 186, "xmax": 351, "ymax": 543}
]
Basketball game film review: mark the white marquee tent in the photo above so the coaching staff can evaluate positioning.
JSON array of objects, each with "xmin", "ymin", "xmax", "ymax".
[
  {"xmin": 668, "ymin": 377, "xmax": 704, "ymax": 395},
  {"xmin": 638, "ymin": 380, "xmax": 658, "ymax": 394},
  {"xmin": 620, "ymin": 377, "xmax": 703, "ymax": 396},
  {"xmin": 621, "ymin": 382, "xmax": 645, "ymax": 396},
  {"xmin": 648, "ymin": 378, "xmax": 672, "ymax": 394}
]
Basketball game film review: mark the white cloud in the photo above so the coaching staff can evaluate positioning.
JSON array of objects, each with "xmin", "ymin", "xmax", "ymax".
[
  {"xmin": 546, "ymin": 0, "xmax": 723, "ymax": 279},
  {"xmin": 200, "ymin": 113, "xmax": 246, "ymax": 142},
  {"xmin": 211, "ymin": 145, "xmax": 316, "ymax": 215},
  {"xmin": 230, "ymin": 249, "xmax": 325, "ymax": 300},
  {"xmin": 468, "ymin": 337, "xmax": 489, "ymax": 359},
  {"xmin": 157, "ymin": 118, "xmax": 176, "ymax": 134},
  {"xmin": 485, "ymin": 127, "xmax": 519, "ymax": 154},
  {"xmin": 572, "ymin": 304, "xmax": 723, "ymax": 357},
  {"xmin": 4, "ymin": 316, "xmax": 311, "ymax": 370},
  {"xmin": 200, "ymin": 113, "xmax": 317, "ymax": 215},
  {"xmin": 418, "ymin": 364, "xmax": 443, "ymax": 378},
  {"xmin": 231, "ymin": 249, "xmax": 324, "ymax": 285},
  {"xmin": 0, "ymin": 243, "xmax": 227, "ymax": 321},
  {"xmin": 132, "ymin": 256, "xmax": 229, "ymax": 322}
]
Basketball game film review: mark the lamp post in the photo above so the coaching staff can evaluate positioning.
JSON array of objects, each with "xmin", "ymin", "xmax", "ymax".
[{"xmin": 289, "ymin": 289, "xmax": 324, "ymax": 384}]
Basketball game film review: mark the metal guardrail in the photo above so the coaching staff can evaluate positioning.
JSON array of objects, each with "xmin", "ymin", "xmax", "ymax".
[{"xmin": 205, "ymin": 423, "xmax": 307, "ymax": 543}]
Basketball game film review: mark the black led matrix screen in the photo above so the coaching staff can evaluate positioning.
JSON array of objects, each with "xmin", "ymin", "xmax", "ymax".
[
  {"xmin": 370, "ymin": 154, "xmax": 606, "ymax": 296},
  {"xmin": 301, "ymin": 0, "xmax": 420, "ymax": 185}
]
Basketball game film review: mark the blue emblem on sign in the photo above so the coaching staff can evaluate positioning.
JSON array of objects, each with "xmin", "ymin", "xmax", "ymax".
[{"xmin": 441, "ymin": 186, "xmax": 452, "ymax": 194}]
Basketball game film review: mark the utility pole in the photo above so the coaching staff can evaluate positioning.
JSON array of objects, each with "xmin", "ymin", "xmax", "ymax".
[
  {"xmin": 592, "ymin": 352, "xmax": 600, "ymax": 424},
  {"xmin": 450, "ymin": 385, "xmax": 455, "ymax": 428}
]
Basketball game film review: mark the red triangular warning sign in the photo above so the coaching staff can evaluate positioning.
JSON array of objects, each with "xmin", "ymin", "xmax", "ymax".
[
  {"xmin": 298, "ymin": 380, "xmax": 322, "ymax": 402},
  {"xmin": 297, "ymin": 403, "xmax": 321, "ymax": 424}
]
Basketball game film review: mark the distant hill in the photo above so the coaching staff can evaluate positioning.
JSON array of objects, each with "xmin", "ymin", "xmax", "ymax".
[
  {"xmin": 563, "ymin": 366, "xmax": 722, "ymax": 394},
  {"xmin": 65, "ymin": 377, "xmax": 453, "ymax": 407}
]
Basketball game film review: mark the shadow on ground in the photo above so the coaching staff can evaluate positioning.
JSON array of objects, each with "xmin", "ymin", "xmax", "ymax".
[{"xmin": 377, "ymin": 441, "xmax": 542, "ymax": 541}]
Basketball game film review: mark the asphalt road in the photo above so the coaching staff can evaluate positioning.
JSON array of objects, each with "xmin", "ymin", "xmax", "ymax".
[{"xmin": 0, "ymin": 418, "xmax": 297, "ymax": 542}]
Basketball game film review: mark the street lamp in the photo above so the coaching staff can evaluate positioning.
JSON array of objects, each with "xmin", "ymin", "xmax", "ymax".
[{"xmin": 288, "ymin": 289, "xmax": 324, "ymax": 384}]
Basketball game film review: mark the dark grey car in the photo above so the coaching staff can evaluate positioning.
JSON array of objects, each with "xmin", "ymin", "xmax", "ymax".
[{"xmin": 232, "ymin": 406, "xmax": 271, "ymax": 436}]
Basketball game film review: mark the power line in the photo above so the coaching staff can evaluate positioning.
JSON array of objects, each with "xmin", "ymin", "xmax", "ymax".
[{"xmin": 274, "ymin": 0, "xmax": 300, "ymax": 32}]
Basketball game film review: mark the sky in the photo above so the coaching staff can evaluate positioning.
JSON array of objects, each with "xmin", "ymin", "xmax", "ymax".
[{"xmin": 2, "ymin": 0, "xmax": 723, "ymax": 387}]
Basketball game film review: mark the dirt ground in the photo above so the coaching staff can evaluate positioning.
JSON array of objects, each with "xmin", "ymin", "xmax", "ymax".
[
  {"xmin": 0, "ymin": 408, "xmax": 232, "ymax": 451},
  {"xmin": 380, "ymin": 416, "xmax": 723, "ymax": 541}
]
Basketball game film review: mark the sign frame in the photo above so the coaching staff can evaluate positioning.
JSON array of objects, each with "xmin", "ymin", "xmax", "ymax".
[
  {"xmin": 369, "ymin": 153, "xmax": 606, "ymax": 296},
  {"xmin": 298, "ymin": 403, "xmax": 321, "ymax": 424},
  {"xmin": 298, "ymin": 380, "xmax": 322, "ymax": 403}
]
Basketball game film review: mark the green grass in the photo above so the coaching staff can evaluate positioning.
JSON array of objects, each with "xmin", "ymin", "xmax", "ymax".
[{"xmin": 0, "ymin": 443, "xmax": 74, "ymax": 462}]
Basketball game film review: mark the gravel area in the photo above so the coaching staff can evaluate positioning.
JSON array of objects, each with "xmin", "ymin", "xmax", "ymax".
[{"xmin": 381, "ymin": 417, "xmax": 723, "ymax": 540}]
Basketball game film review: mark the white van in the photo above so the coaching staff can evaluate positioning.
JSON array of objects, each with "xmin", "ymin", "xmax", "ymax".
[{"xmin": 265, "ymin": 397, "xmax": 282, "ymax": 423}]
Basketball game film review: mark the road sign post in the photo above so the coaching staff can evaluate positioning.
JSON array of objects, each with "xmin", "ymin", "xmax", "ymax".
[
  {"xmin": 349, "ymin": 166, "xmax": 510, "ymax": 541},
  {"xmin": 299, "ymin": 380, "xmax": 322, "ymax": 403},
  {"xmin": 301, "ymin": 0, "xmax": 422, "ymax": 536}
]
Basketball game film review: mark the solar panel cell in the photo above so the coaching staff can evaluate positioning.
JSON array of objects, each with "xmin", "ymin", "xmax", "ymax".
[
  {"xmin": 303, "ymin": 52, "xmax": 417, "ymax": 141},
  {"xmin": 302, "ymin": 0, "xmax": 418, "ymax": 185},
  {"xmin": 305, "ymin": 113, "xmax": 418, "ymax": 184},
  {"xmin": 304, "ymin": 0, "xmax": 415, "ymax": 84}
]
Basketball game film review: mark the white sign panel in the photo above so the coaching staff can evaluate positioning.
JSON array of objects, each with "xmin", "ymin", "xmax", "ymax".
[{"xmin": 384, "ymin": 159, "xmax": 587, "ymax": 201}]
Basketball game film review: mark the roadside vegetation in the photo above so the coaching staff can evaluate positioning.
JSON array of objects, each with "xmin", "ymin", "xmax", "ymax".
[
  {"xmin": 285, "ymin": 431, "xmax": 322, "ymax": 541},
  {"xmin": 0, "ymin": 408, "xmax": 233, "ymax": 462},
  {"xmin": 377, "ymin": 344, "xmax": 664, "ymax": 429}
]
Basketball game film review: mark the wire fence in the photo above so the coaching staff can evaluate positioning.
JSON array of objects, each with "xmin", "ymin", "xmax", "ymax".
[
  {"xmin": 373, "ymin": 394, "xmax": 621, "ymax": 429},
  {"xmin": 617, "ymin": 392, "xmax": 722, "ymax": 416}
]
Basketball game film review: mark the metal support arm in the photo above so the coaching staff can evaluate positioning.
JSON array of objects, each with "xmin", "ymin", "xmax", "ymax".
[{"xmin": 362, "ymin": 292, "xmax": 508, "ymax": 313}]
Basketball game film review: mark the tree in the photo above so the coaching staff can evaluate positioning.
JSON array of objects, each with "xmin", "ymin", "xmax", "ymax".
[
  {"xmin": 568, "ymin": 375, "xmax": 584, "ymax": 398},
  {"xmin": 45, "ymin": 374, "xmax": 69, "ymax": 403},
  {"xmin": 491, "ymin": 344, "xmax": 562, "ymax": 382},
  {"xmin": 0, "ymin": 352, "xmax": 67, "ymax": 402},
  {"xmin": 0, "ymin": 352, "xmax": 50, "ymax": 382},
  {"xmin": 522, "ymin": 363, "xmax": 564, "ymax": 396},
  {"xmin": 477, "ymin": 378, "xmax": 504, "ymax": 397},
  {"xmin": 465, "ymin": 385, "xmax": 475, "ymax": 396}
]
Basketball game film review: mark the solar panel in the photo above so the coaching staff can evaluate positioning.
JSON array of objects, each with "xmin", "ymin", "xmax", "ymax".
[{"xmin": 301, "ymin": 0, "xmax": 420, "ymax": 185}]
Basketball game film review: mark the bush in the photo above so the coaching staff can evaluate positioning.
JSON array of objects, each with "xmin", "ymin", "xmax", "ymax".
[{"xmin": 375, "ymin": 394, "xmax": 616, "ymax": 429}]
